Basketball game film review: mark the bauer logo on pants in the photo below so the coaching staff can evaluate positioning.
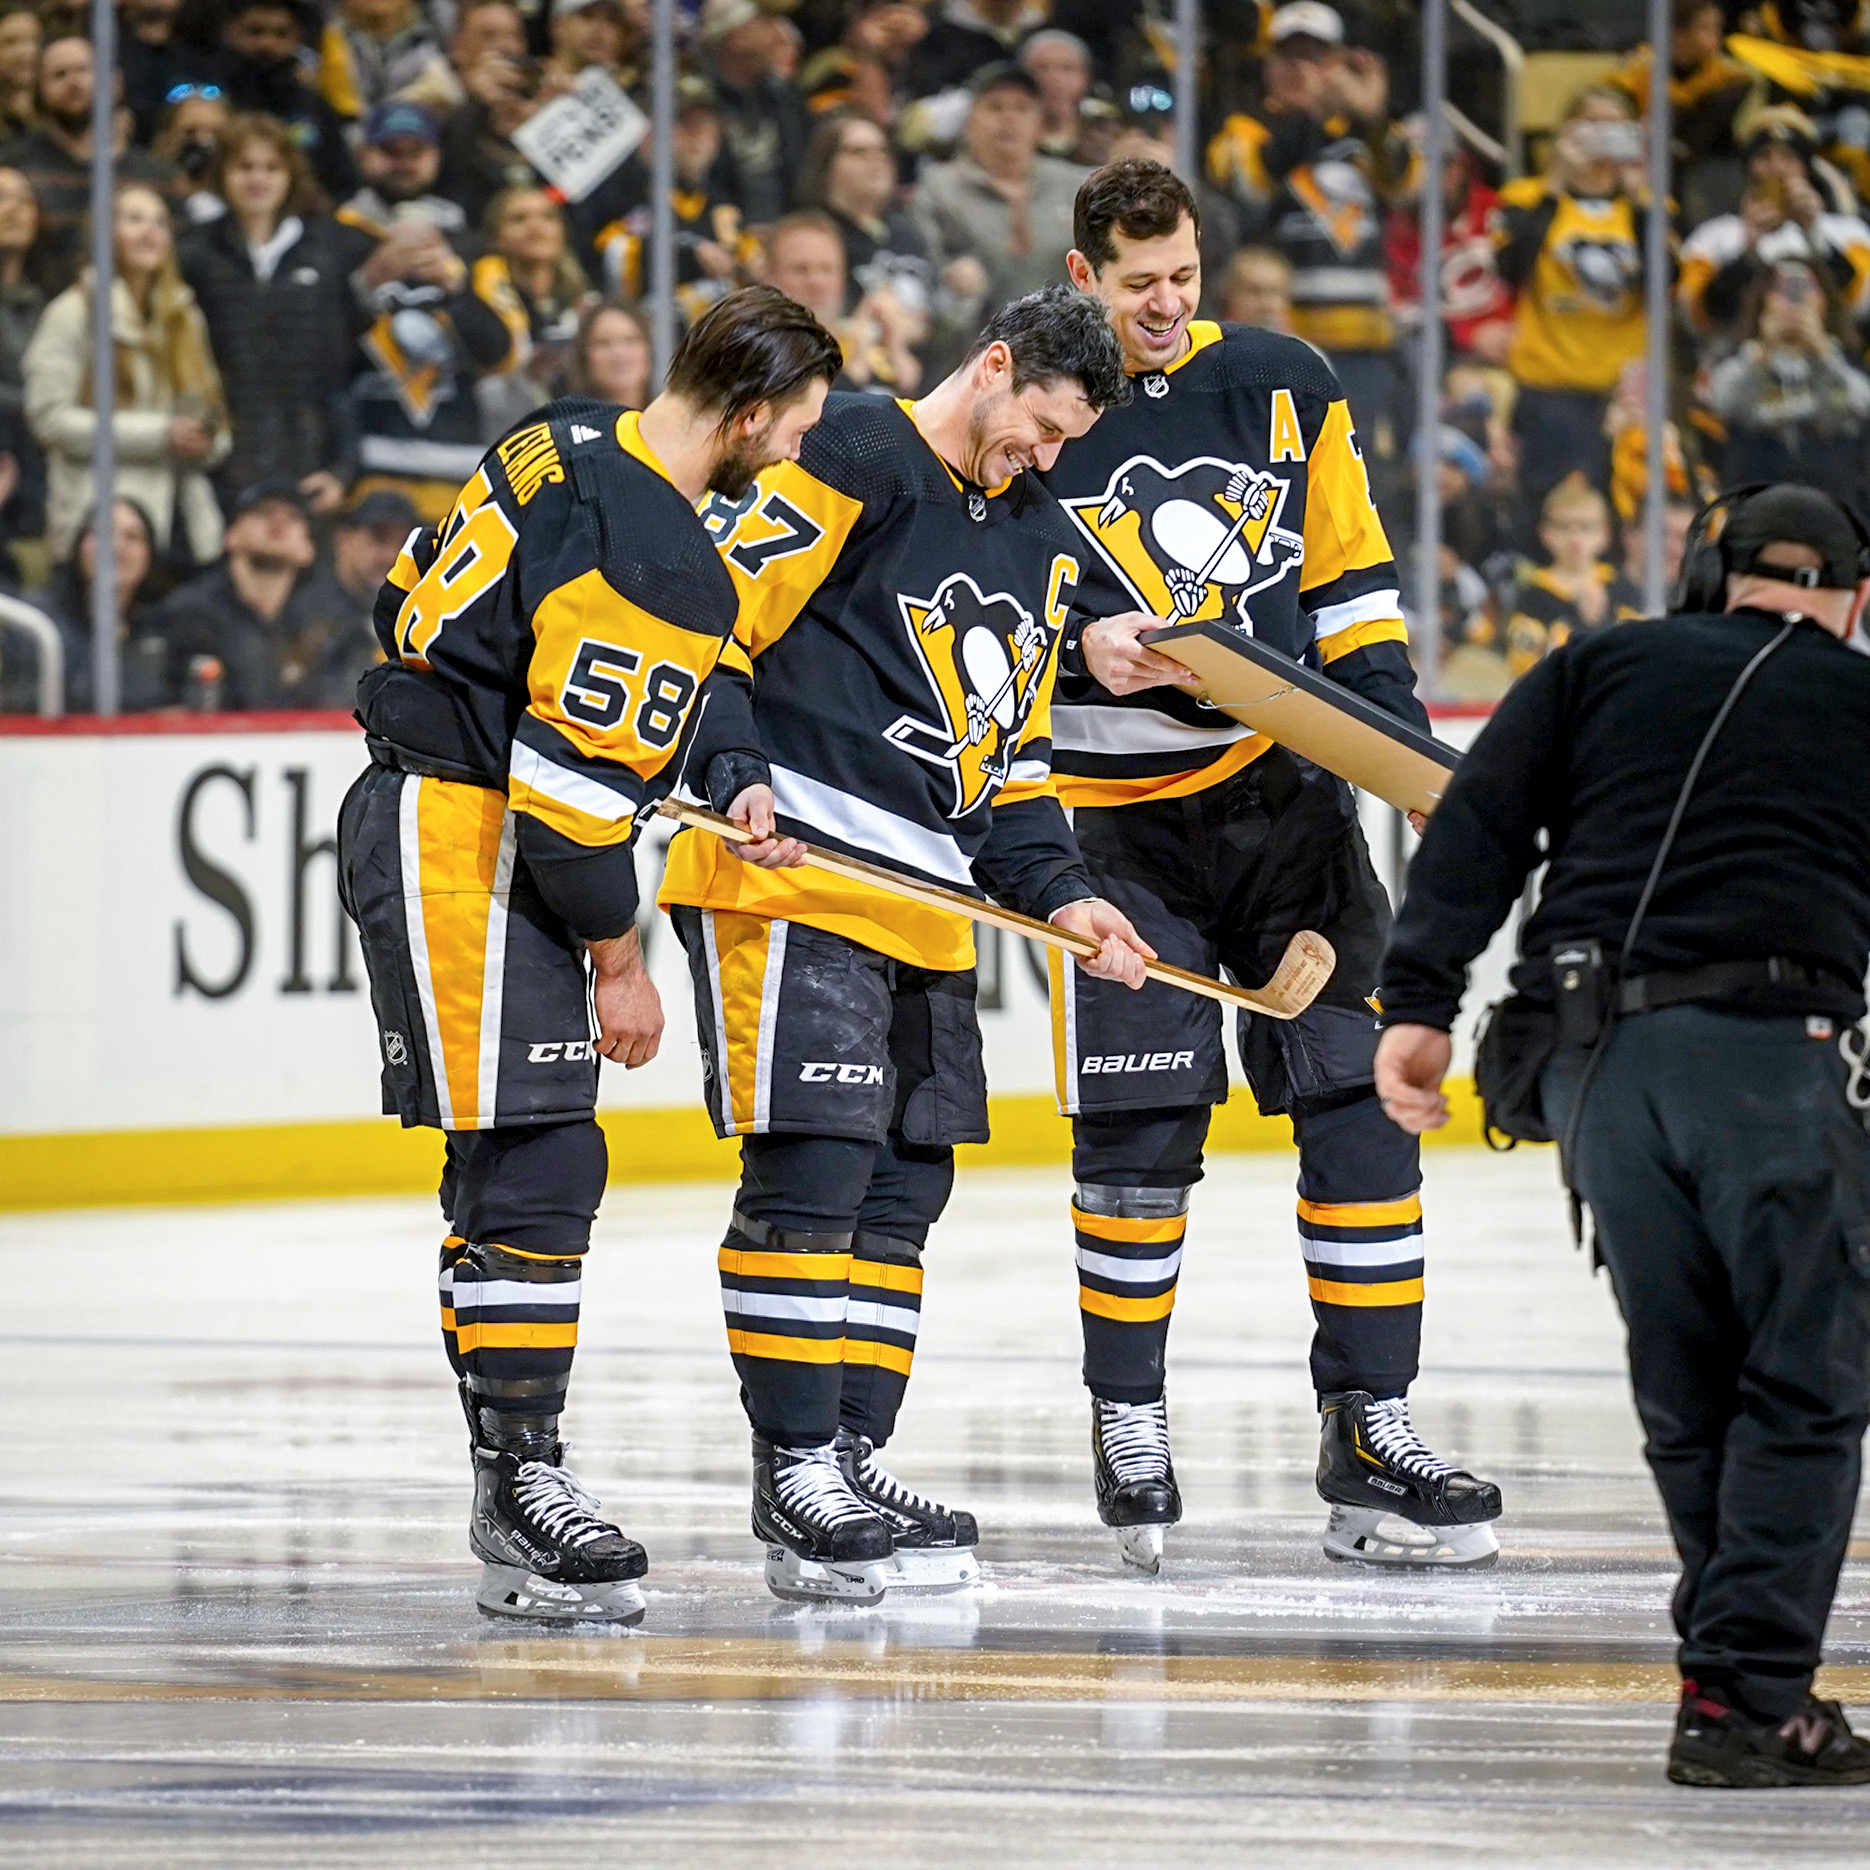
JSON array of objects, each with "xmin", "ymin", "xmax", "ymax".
[
  {"xmin": 1063, "ymin": 454, "xmax": 1302, "ymax": 632},
  {"xmin": 884, "ymin": 572, "xmax": 1058, "ymax": 817},
  {"xmin": 1081, "ymin": 1050, "xmax": 1197, "ymax": 1074}
]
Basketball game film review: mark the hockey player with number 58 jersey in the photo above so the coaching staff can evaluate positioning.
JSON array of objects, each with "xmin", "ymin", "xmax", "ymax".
[
  {"xmin": 336, "ymin": 286, "xmax": 842, "ymax": 1627},
  {"xmin": 1042, "ymin": 160, "xmax": 1503, "ymax": 1575}
]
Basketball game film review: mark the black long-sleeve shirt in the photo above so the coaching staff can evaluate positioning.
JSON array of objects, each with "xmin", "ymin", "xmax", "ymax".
[{"xmin": 1380, "ymin": 609, "xmax": 1870, "ymax": 1031}]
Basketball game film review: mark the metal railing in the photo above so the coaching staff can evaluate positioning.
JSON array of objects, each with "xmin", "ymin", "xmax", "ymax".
[
  {"xmin": 0, "ymin": 594, "xmax": 64, "ymax": 718},
  {"xmin": 1450, "ymin": 0, "xmax": 1526, "ymax": 180}
]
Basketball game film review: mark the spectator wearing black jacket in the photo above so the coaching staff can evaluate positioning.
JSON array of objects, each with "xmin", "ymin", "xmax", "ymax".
[
  {"xmin": 218, "ymin": 0, "xmax": 359, "ymax": 206},
  {"xmin": 157, "ymin": 479, "xmax": 374, "ymax": 710},
  {"xmin": 181, "ymin": 114, "xmax": 359, "ymax": 518},
  {"xmin": 1374, "ymin": 484, "xmax": 1870, "ymax": 1791},
  {"xmin": 703, "ymin": 0, "xmax": 808, "ymax": 228},
  {"xmin": 49, "ymin": 498, "xmax": 175, "ymax": 714},
  {"xmin": 120, "ymin": 0, "xmax": 218, "ymax": 145}
]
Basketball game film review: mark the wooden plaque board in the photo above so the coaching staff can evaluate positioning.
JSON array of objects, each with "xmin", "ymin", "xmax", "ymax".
[{"xmin": 1148, "ymin": 621, "xmax": 1461, "ymax": 817}]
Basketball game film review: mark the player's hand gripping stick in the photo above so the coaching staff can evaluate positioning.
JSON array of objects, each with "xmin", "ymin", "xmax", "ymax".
[{"xmin": 655, "ymin": 798, "xmax": 1335, "ymax": 1020}]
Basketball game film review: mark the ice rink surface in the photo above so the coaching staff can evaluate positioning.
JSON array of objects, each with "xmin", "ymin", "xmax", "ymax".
[{"xmin": 4, "ymin": 1146, "xmax": 1868, "ymax": 1867}]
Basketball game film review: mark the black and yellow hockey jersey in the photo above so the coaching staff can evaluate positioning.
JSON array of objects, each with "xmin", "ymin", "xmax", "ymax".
[
  {"xmin": 1039, "ymin": 320, "xmax": 1424, "ymax": 809},
  {"xmin": 659, "ymin": 392, "xmax": 1094, "ymax": 973},
  {"xmin": 358, "ymin": 399, "xmax": 741, "ymax": 940}
]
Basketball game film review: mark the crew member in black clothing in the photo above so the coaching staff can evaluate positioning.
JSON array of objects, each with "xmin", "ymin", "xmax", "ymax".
[{"xmin": 1374, "ymin": 482, "xmax": 1870, "ymax": 1790}]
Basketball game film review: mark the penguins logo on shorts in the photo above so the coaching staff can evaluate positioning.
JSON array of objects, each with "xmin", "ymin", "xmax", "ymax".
[
  {"xmin": 885, "ymin": 572, "xmax": 1053, "ymax": 816},
  {"xmin": 1064, "ymin": 453, "xmax": 1304, "ymax": 632}
]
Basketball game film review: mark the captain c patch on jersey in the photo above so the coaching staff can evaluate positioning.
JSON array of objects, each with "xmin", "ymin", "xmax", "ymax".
[
  {"xmin": 1063, "ymin": 454, "xmax": 1304, "ymax": 631},
  {"xmin": 885, "ymin": 572, "xmax": 1053, "ymax": 816}
]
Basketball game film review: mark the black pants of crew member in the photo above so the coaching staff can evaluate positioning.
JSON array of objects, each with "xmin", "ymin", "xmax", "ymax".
[
  {"xmin": 338, "ymin": 765, "xmax": 608, "ymax": 1441},
  {"xmin": 1544, "ymin": 1007, "xmax": 1870, "ymax": 1719},
  {"xmin": 1056, "ymin": 752, "xmax": 1423, "ymax": 1404},
  {"xmin": 672, "ymin": 908, "xmax": 988, "ymax": 1450}
]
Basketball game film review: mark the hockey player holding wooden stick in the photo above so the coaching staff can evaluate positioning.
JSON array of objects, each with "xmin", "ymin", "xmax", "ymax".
[
  {"xmin": 660, "ymin": 286, "xmax": 1154, "ymax": 1604},
  {"xmin": 1042, "ymin": 160, "xmax": 1503, "ymax": 1573}
]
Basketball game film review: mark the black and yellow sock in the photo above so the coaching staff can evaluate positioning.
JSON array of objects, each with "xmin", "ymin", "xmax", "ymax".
[
  {"xmin": 839, "ymin": 1229, "xmax": 924, "ymax": 1445},
  {"xmin": 719, "ymin": 1210, "xmax": 851, "ymax": 1447},
  {"xmin": 1073, "ymin": 1183, "xmax": 1190, "ymax": 1405},
  {"xmin": 449, "ymin": 1240, "xmax": 583, "ymax": 1454}
]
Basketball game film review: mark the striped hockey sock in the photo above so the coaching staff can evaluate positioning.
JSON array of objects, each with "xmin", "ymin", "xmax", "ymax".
[
  {"xmin": 1297, "ymin": 1191, "xmax": 1425, "ymax": 1398},
  {"xmin": 839, "ymin": 1229, "xmax": 924, "ymax": 1445},
  {"xmin": 445, "ymin": 1240, "xmax": 583, "ymax": 1449},
  {"xmin": 718, "ymin": 1210, "xmax": 851, "ymax": 1446},
  {"xmin": 1073, "ymin": 1183, "xmax": 1190, "ymax": 1404}
]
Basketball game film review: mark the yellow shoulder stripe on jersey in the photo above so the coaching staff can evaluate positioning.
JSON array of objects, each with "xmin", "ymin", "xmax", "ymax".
[
  {"xmin": 1319, "ymin": 615, "xmax": 1408, "ymax": 662},
  {"xmin": 615, "ymin": 409, "xmax": 677, "ymax": 487},
  {"xmin": 716, "ymin": 458, "xmax": 864, "ymax": 657},
  {"xmin": 1300, "ymin": 398, "xmax": 1394, "ymax": 593},
  {"xmin": 470, "ymin": 253, "xmax": 531, "ymax": 373},
  {"xmin": 1163, "ymin": 321, "xmax": 1223, "ymax": 375},
  {"xmin": 527, "ymin": 567, "xmax": 722, "ymax": 777}
]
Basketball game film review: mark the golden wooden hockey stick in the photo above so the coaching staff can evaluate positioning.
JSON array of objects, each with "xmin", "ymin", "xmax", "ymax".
[{"xmin": 654, "ymin": 798, "xmax": 1335, "ymax": 1020}]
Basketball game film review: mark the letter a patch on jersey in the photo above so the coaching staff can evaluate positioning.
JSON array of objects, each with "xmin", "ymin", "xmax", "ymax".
[
  {"xmin": 884, "ymin": 573, "xmax": 1053, "ymax": 816},
  {"xmin": 1063, "ymin": 453, "xmax": 1303, "ymax": 632}
]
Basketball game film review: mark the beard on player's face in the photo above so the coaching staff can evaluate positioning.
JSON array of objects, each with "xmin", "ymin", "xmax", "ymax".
[{"xmin": 706, "ymin": 423, "xmax": 770, "ymax": 498}]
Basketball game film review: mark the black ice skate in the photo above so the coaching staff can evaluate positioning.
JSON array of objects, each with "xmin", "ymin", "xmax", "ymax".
[
  {"xmin": 1316, "ymin": 1390, "xmax": 1502, "ymax": 1568},
  {"xmin": 470, "ymin": 1445, "xmax": 649, "ymax": 1625},
  {"xmin": 836, "ymin": 1428, "xmax": 980, "ymax": 1591},
  {"xmin": 752, "ymin": 1434, "xmax": 897, "ymax": 1604},
  {"xmin": 1669, "ymin": 1680, "xmax": 1870, "ymax": 1787},
  {"xmin": 1092, "ymin": 1396, "xmax": 1182, "ymax": 1575}
]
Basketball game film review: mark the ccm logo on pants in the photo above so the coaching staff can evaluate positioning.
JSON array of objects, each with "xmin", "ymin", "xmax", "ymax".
[
  {"xmin": 1082, "ymin": 1050, "xmax": 1196, "ymax": 1074},
  {"xmin": 800, "ymin": 1062, "xmax": 887, "ymax": 1084},
  {"xmin": 527, "ymin": 1041, "xmax": 597, "ymax": 1063}
]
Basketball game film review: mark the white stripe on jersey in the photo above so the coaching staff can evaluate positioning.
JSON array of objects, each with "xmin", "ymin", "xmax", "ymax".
[
  {"xmin": 770, "ymin": 764, "xmax": 973, "ymax": 883},
  {"xmin": 1311, "ymin": 588, "xmax": 1403, "ymax": 639},
  {"xmin": 1006, "ymin": 756, "xmax": 1051, "ymax": 786},
  {"xmin": 509, "ymin": 740, "xmax": 638, "ymax": 823},
  {"xmin": 1051, "ymin": 703, "xmax": 1253, "ymax": 755}
]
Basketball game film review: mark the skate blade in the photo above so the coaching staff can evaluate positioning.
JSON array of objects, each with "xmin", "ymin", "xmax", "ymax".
[
  {"xmin": 1114, "ymin": 1522, "xmax": 1166, "ymax": 1575},
  {"xmin": 887, "ymin": 1544, "xmax": 981, "ymax": 1593},
  {"xmin": 1322, "ymin": 1506, "xmax": 1499, "ymax": 1569},
  {"xmin": 475, "ymin": 1563, "xmax": 647, "ymax": 1625},
  {"xmin": 763, "ymin": 1545, "xmax": 894, "ymax": 1605}
]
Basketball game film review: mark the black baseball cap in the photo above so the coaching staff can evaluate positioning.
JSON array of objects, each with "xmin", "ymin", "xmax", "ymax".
[
  {"xmin": 969, "ymin": 60, "xmax": 1040, "ymax": 99},
  {"xmin": 336, "ymin": 488, "xmax": 419, "ymax": 531},
  {"xmin": 231, "ymin": 475, "xmax": 309, "ymax": 518},
  {"xmin": 1722, "ymin": 484, "xmax": 1869, "ymax": 590}
]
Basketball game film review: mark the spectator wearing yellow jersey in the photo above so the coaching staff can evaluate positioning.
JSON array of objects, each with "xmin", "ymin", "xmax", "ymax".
[
  {"xmin": 1493, "ymin": 86, "xmax": 1655, "ymax": 532},
  {"xmin": 1505, "ymin": 475, "xmax": 1643, "ymax": 676}
]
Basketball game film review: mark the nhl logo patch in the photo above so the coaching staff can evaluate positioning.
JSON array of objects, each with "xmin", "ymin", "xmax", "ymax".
[
  {"xmin": 967, "ymin": 491, "xmax": 987, "ymax": 521},
  {"xmin": 1143, "ymin": 373, "xmax": 1169, "ymax": 399},
  {"xmin": 383, "ymin": 1030, "xmax": 409, "ymax": 1066}
]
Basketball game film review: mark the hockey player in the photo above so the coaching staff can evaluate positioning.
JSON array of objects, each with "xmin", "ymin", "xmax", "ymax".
[
  {"xmin": 661, "ymin": 285, "xmax": 1154, "ymax": 1604},
  {"xmin": 1045, "ymin": 159, "xmax": 1503, "ymax": 1572},
  {"xmin": 337, "ymin": 285, "xmax": 843, "ymax": 1625}
]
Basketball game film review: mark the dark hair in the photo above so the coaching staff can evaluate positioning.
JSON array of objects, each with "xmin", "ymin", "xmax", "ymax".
[
  {"xmin": 964, "ymin": 283, "xmax": 1130, "ymax": 412},
  {"xmin": 664, "ymin": 282, "xmax": 844, "ymax": 428},
  {"xmin": 1073, "ymin": 158, "xmax": 1199, "ymax": 274},
  {"xmin": 793, "ymin": 108, "xmax": 886, "ymax": 212}
]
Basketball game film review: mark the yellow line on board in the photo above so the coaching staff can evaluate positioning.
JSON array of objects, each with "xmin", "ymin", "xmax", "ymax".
[
  {"xmin": 0, "ymin": 1083, "xmax": 1491, "ymax": 1212},
  {"xmin": 0, "ymin": 1643, "xmax": 1860, "ymax": 1708}
]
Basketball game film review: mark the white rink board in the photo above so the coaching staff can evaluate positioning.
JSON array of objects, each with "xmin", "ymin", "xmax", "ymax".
[{"xmin": 0, "ymin": 716, "xmax": 1498, "ymax": 1137}]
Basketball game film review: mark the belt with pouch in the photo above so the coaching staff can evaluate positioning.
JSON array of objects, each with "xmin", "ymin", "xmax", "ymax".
[{"xmin": 1617, "ymin": 956, "xmax": 1832, "ymax": 1015}]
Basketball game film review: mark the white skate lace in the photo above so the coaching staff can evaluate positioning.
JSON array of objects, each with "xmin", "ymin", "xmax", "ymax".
[
  {"xmin": 1360, "ymin": 1398, "xmax": 1457, "ymax": 1482},
  {"xmin": 856, "ymin": 1450, "xmax": 942, "ymax": 1518},
  {"xmin": 776, "ymin": 1444, "xmax": 878, "ymax": 1530},
  {"xmin": 1097, "ymin": 1399, "xmax": 1171, "ymax": 1485},
  {"xmin": 511, "ymin": 1461, "xmax": 619, "ymax": 1549}
]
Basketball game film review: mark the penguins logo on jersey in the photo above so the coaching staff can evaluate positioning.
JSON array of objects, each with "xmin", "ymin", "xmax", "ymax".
[
  {"xmin": 1555, "ymin": 230, "xmax": 1640, "ymax": 310},
  {"xmin": 1063, "ymin": 453, "xmax": 1305, "ymax": 630},
  {"xmin": 885, "ymin": 573, "xmax": 1051, "ymax": 816}
]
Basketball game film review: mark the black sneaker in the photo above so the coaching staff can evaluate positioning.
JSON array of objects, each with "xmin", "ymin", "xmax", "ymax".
[{"xmin": 1669, "ymin": 1680, "xmax": 1870, "ymax": 1787}]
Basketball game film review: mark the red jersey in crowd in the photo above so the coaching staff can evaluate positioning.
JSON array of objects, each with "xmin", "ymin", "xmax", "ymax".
[{"xmin": 1386, "ymin": 169, "xmax": 1513, "ymax": 356}]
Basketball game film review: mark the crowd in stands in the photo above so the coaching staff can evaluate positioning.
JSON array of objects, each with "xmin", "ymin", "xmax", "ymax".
[{"xmin": 4, "ymin": 0, "xmax": 1870, "ymax": 716}]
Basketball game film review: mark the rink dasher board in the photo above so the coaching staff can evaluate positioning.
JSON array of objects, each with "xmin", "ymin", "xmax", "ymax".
[{"xmin": 1149, "ymin": 621, "xmax": 1461, "ymax": 818}]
